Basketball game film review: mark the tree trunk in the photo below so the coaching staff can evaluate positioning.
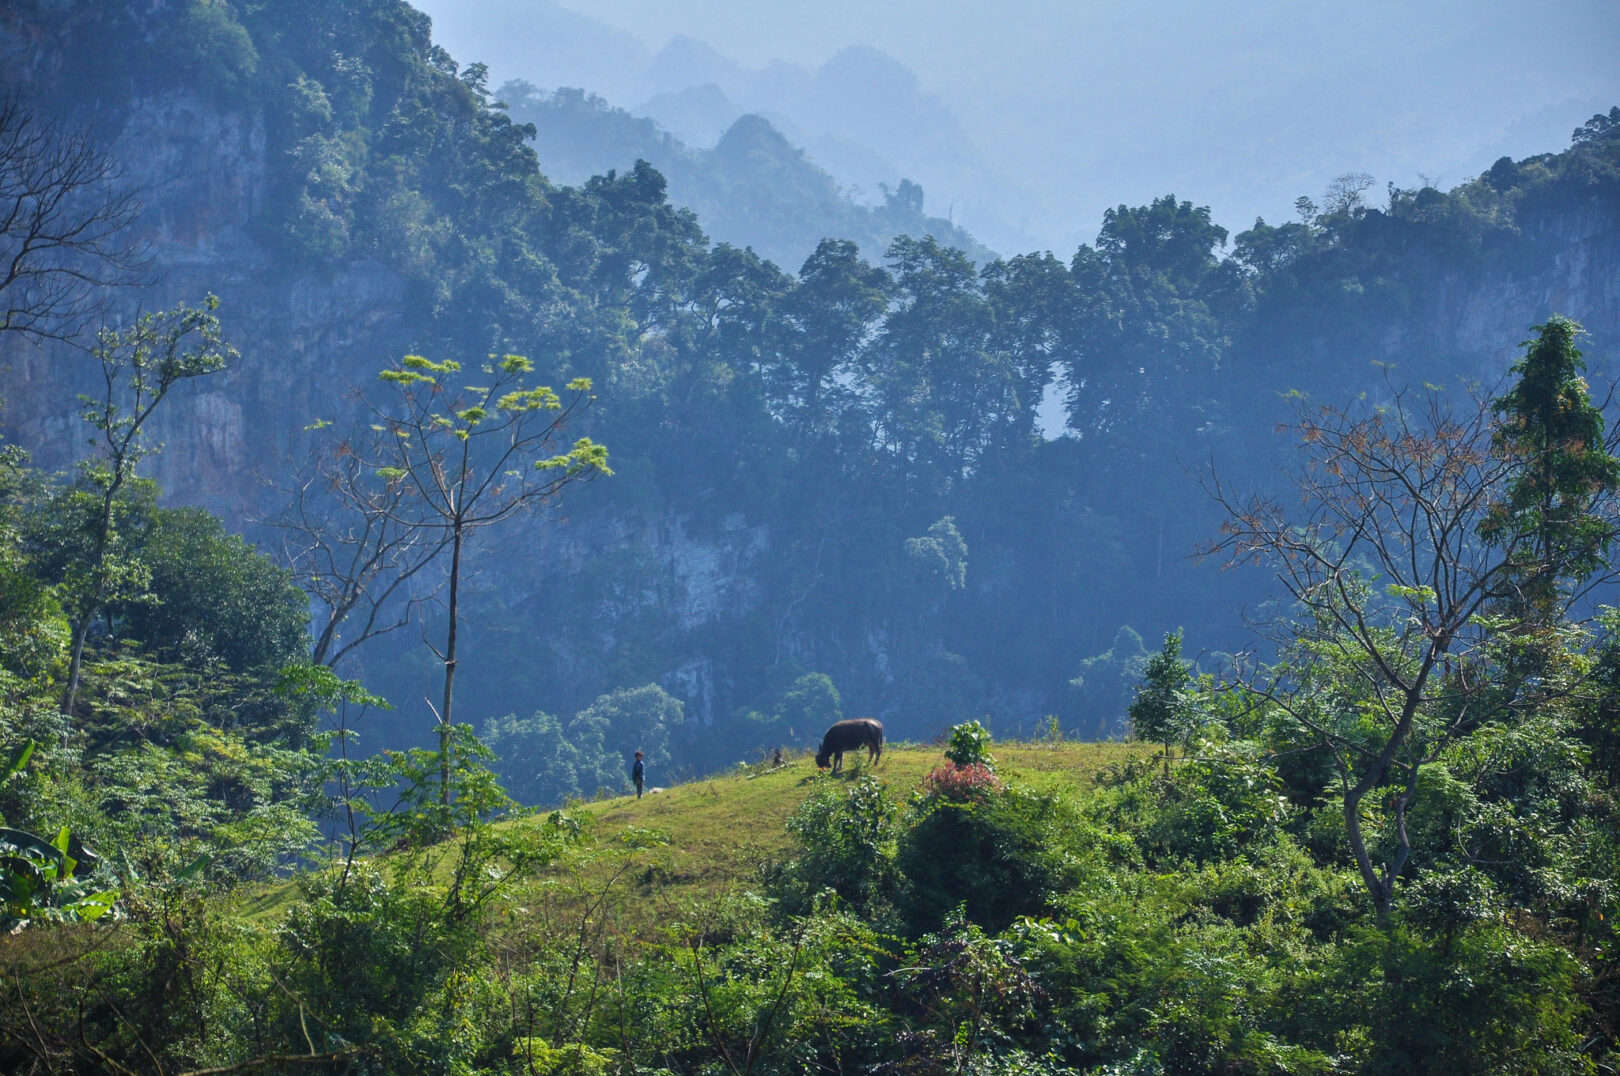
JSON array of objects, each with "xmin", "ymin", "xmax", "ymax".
[
  {"xmin": 439, "ymin": 521, "xmax": 463, "ymax": 805},
  {"xmin": 60, "ymin": 480, "xmax": 121, "ymax": 717}
]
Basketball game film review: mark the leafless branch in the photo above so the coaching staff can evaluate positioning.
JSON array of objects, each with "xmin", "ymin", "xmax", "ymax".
[{"xmin": 0, "ymin": 93, "xmax": 149, "ymax": 343}]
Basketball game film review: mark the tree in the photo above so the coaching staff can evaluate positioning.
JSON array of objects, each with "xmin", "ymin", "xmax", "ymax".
[
  {"xmin": 61, "ymin": 297, "xmax": 235, "ymax": 715},
  {"xmin": 480, "ymin": 709, "xmax": 622, "ymax": 806},
  {"xmin": 573, "ymin": 683, "xmax": 684, "ymax": 774},
  {"xmin": 980, "ymin": 251, "xmax": 1072, "ymax": 448},
  {"xmin": 351, "ymin": 353, "xmax": 609, "ymax": 801},
  {"xmin": 118, "ymin": 506, "xmax": 310, "ymax": 673},
  {"xmin": 772, "ymin": 238, "xmax": 890, "ymax": 447},
  {"xmin": 866, "ymin": 235, "xmax": 997, "ymax": 490},
  {"xmin": 1128, "ymin": 630, "xmax": 1198, "ymax": 770},
  {"xmin": 1064, "ymin": 194, "xmax": 1232, "ymax": 435},
  {"xmin": 0, "ymin": 94, "xmax": 146, "ymax": 342},
  {"xmin": 1207, "ymin": 335, "xmax": 1619, "ymax": 920},
  {"xmin": 1478, "ymin": 316, "xmax": 1620, "ymax": 622},
  {"xmin": 775, "ymin": 673, "xmax": 842, "ymax": 733},
  {"xmin": 274, "ymin": 428, "xmax": 451, "ymax": 669}
]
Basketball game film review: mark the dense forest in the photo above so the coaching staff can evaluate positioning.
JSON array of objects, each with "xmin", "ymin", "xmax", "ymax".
[{"xmin": 1, "ymin": 1, "xmax": 1620, "ymax": 1070}]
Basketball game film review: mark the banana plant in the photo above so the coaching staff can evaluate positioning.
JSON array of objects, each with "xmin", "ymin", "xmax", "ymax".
[{"xmin": 0, "ymin": 741, "xmax": 117, "ymax": 932}]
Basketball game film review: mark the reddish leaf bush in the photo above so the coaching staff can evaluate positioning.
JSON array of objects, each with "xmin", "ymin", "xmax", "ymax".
[{"xmin": 920, "ymin": 762, "xmax": 1002, "ymax": 804}]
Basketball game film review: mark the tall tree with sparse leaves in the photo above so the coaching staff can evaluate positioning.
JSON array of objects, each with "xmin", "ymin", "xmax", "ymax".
[{"xmin": 352, "ymin": 353, "xmax": 609, "ymax": 803}]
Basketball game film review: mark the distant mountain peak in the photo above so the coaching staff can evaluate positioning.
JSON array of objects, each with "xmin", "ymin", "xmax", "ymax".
[{"xmin": 816, "ymin": 45, "xmax": 920, "ymax": 98}]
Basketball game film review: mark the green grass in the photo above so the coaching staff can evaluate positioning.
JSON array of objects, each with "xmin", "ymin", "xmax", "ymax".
[
  {"xmin": 238, "ymin": 740, "xmax": 1144, "ymax": 929},
  {"xmin": 499, "ymin": 740, "xmax": 1141, "ymax": 935}
]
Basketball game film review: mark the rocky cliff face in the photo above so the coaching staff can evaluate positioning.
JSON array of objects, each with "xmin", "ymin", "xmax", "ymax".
[
  {"xmin": 0, "ymin": 56, "xmax": 785, "ymax": 730},
  {"xmin": 0, "ymin": 82, "xmax": 410, "ymax": 520},
  {"xmin": 1435, "ymin": 199, "xmax": 1620, "ymax": 366}
]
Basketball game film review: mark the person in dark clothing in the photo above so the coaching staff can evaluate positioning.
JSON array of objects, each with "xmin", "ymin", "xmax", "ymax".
[{"xmin": 632, "ymin": 750, "xmax": 645, "ymax": 799}]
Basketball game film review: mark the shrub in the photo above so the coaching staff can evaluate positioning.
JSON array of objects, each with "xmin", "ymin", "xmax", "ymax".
[
  {"xmin": 896, "ymin": 786, "xmax": 1083, "ymax": 934},
  {"xmin": 944, "ymin": 719, "xmax": 996, "ymax": 769},
  {"xmin": 919, "ymin": 761, "xmax": 1001, "ymax": 804},
  {"xmin": 769, "ymin": 774, "xmax": 896, "ymax": 918}
]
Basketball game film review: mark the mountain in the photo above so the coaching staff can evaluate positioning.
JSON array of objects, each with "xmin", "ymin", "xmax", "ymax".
[
  {"xmin": 2, "ymin": 0, "xmax": 1618, "ymax": 758},
  {"xmin": 416, "ymin": 0, "xmax": 1039, "ymax": 254},
  {"xmin": 502, "ymin": 80, "xmax": 992, "ymax": 269}
]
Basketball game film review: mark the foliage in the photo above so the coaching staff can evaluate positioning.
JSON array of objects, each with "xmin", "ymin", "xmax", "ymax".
[
  {"xmin": 770, "ymin": 773, "xmax": 897, "ymax": 918},
  {"xmin": 775, "ymin": 671, "xmax": 843, "ymax": 731},
  {"xmin": 60, "ymin": 295, "xmax": 236, "ymax": 716},
  {"xmin": 896, "ymin": 782, "xmax": 1086, "ymax": 935},
  {"xmin": 1068, "ymin": 625, "xmax": 1153, "ymax": 737},
  {"xmin": 920, "ymin": 761, "xmax": 1003, "ymax": 804},
  {"xmin": 944, "ymin": 718, "xmax": 997, "ymax": 770},
  {"xmin": 0, "ymin": 743, "xmax": 116, "ymax": 931},
  {"xmin": 1094, "ymin": 741, "xmax": 1290, "ymax": 866},
  {"xmin": 571, "ymin": 682, "xmax": 685, "ymax": 774},
  {"xmin": 115, "ymin": 505, "xmax": 311, "ymax": 674},
  {"xmin": 345, "ymin": 351, "xmax": 610, "ymax": 798},
  {"xmin": 1128, "ymin": 629, "xmax": 1199, "ymax": 761},
  {"xmin": 481, "ymin": 708, "xmax": 625, "ymax": 806},
  {"xmin": 3, "ymin": 5, "xmax": 1620, "ymax": 1070},
  {"xmin": 1208, "ymin": 361, "xmax": 1620, "ymax": 919},
  {"xmin": 1480, "ymin": 316, "xmax": 1620, "ymax": 618}
]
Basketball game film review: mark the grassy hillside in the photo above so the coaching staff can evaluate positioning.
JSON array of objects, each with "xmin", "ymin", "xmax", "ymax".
[
  {"xmin": 239, "ymin": 740, "xmax": 1135, "ymax": 927},
  {"xmin": 505, "ymin": 741, "xmax": 1134, "ymax": 923}
]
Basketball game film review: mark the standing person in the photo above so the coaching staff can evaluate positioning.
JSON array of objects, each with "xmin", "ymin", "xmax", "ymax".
[{"xmin": 632, "ymin": 750, "xmax": 645, "ymax": 799}]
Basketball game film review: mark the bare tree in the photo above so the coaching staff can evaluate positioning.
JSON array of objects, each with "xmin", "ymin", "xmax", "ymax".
[
  {"xmin": 0, "ymin": 94, "xmax": 147, "ymax": 342},
  {"xmin": 1206, "ymin": 322, "xmax": 1619, "ymax": 920},
  {"xmin": 272, "ymin": 433, "xmax": 451, "ymax": 670}
]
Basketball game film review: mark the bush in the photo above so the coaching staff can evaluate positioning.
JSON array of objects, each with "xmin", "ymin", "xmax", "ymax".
[
  {"xmin": 896, "ymin": 785, "xmax": 1083, "ymax": 934},
  {"xmin": 919, "ymin": 761, "xmax": 1001, "ymax": 804},
  {"xmin": 944, "ymin": 719, "xmax": 996, "ymax": 769},
  {"xmin": 769, "ymin": 774, "xmax": 895, "ymax": 918},
  {"xmin": 1096, "ymin": 743, "xmax": 1289, "ymax": 866}
]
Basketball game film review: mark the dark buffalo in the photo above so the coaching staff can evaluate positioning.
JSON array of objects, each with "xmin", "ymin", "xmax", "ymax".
[{"xmin": 815, "ymin": 718, "xmax": 884, "ymax": 772}]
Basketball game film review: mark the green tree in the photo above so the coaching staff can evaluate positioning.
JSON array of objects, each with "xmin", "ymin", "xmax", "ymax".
[
  {"xmin": 943, "ymin": 719, "xmax": 995, "ymax": 769},
  {"xmin": 118, "ymin": 506, "xmax": 309, "ymax": 673},
  {"xmin": 1208, "ymin": 352, "xmax": 1620, "ymax": 921},
  {"xmin": 867, "ymin": 235, "xmax": 1001, "ymax": 490},
  {"xmin": 980, "ymin": 251, "xmax": 1072, "ymax": 449},
  {"xmin": 481, "ymin": 709, "xmax": 622, "ymax": 805},
  {"xmin": 1479, "ymin": 316, "xmax": 1620, "ymax": 620},
  {"xmin": 775, "ymin": 672, "xmax": 842, "ymax": 733},
  {"xmin": 1129, "ymin": 629, "xmax": 1199, "ymax": 769},
  {"xmin": 773, "ymin": 238, "xmax": 891, "ymax": 448},
  {"xmin": 61, "ymin": 297, "xmax": 235, "ymax": 715},
  {"xmin": 904, "ymin": 515, "xmax": 968, "ymax": 592},
  {"xmin": 774, "ymin": 773, "xmax": 895, "ymax": 916},
  {"xmin": 352, "ymin": 353, "xmax": 609, "ymax": 802},
  {"xmin": 573, "ymin": 683, "xmax": 684, "ymax": 775},
  {"xmin": 1064, "ymin": 195, "xmax": 1234, "ymax": 436}
]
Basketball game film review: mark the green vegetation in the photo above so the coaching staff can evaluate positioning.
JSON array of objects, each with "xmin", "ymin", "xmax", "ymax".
[
  {"xmin": 3, "ymin": 2, "xmax": 1620, "ymax": 1070},
  {"xmin": 28, "ymin": 0, "xmax": 1620, "ymax": 757}
]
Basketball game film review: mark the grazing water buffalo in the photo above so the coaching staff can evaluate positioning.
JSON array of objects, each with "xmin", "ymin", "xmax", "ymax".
[{"xmin": 815, "ymin": 718, "xmax": 884, "ymax": 772}]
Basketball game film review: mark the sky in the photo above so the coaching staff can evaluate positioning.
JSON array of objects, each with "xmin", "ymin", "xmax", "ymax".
[{"xmin": 416, "ymin": 0, "xmax": 1620, "ymax": 255}]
